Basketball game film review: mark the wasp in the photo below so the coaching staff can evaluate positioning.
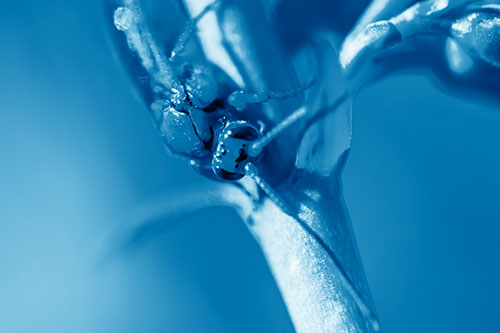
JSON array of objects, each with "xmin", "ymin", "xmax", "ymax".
[{"xmin": 112, "ymin": 0, "xmax": 317, "ymax": 192}]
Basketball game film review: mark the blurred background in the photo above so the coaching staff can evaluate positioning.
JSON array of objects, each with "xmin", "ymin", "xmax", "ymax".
[{"xmin": 0, "ymin": 0, "xmax": 499, "ymax": 332}]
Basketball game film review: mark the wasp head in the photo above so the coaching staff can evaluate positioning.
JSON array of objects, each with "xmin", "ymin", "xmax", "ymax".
[{"xmin": 212, "ymin": 121, "xmax": 261, "ymax": 181}]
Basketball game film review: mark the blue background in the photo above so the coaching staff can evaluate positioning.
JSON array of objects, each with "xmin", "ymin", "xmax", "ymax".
[{"xmin": 0, "ymin": 1, "xmax": 499, "ymax": 332}]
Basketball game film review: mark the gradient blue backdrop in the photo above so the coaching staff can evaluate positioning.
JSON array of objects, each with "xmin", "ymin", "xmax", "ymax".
[{"xmin": 0, "ymin": 1, "xmax": 499, "ymax": 332}]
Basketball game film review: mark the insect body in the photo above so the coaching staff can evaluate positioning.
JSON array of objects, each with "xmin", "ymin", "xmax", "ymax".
[{"xmin": 113, "ymin": 1, "xmax": 311, "ymax": 187}]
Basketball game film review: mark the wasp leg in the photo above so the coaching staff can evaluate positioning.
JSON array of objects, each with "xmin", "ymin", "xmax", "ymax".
[
  {"xmin": 169, "ymin": 0, "xmax": 222, "ymax": 61},
  {"xmin": 227, "ymin": 80, "xmax": 315, "ymax": 111},
  {"xmin": 113, "ymin": 3, "xmax": 184, "ymax": 99}
]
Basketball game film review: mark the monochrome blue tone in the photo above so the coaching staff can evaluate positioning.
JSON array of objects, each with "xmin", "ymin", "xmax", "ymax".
[{"xmin": 0, "ymin": 0, "xmax": 499, "ymax": 332}]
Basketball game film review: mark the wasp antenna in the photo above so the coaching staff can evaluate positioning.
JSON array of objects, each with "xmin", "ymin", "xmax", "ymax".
[
  {"xmin": 248, "ymin": 106, "xmax": 308, "ymax": 157},
  {"xmin": 244, "ymin": 163, "xmax": 293, "ymax": 216},
  {"xmin": 248, "ymin": 92, "xmax": 351, "ymax": 157},
  {"xmin": 266, "ymin": 78, "xmax": 317, "ymax": 99},
  {"xmin": 228, "ymin": 79, "xmax": 316, "ymax": 111},
  {"xmin": 169, "ymin": 0, "xmax": 222, "ymax": 61},
  {"xmin": 192, "ymin": 0, "xmax": 222, "ymax": 23}
]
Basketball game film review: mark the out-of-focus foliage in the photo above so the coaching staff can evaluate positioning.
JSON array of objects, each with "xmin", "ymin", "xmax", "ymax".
[{"xmin": 0, "ymin": 0, "xmax": 499, "ymax": 332}]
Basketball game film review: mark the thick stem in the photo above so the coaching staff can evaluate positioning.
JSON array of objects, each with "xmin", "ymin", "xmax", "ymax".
[{"xmin": 230, "ymin": 169, "xmax": 380, "ymax": 332}]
